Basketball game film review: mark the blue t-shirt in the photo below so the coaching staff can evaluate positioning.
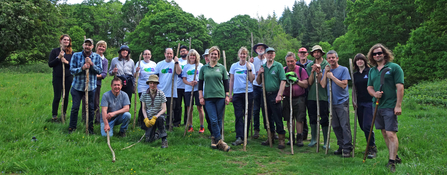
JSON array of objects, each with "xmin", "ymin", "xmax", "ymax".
[
  {"xmin": 182, "ymin": 63, "xmax": 203, "ymax": 92},
  {"xmin": 229, "ymin": 62, "xmax": 255, "ymax": 94},
  {"xmin": 101, "ymin": 90, "xmax": 131, "ymax": 114},
  {"xmin": 155, "ymin": 60, "xmax": 179, "ymax": 98},
  {"xmin": 323, "ymin": 65, "xmax": 351, "ymax": 105}
]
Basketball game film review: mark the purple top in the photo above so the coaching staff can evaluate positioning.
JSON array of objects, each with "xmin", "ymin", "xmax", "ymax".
[{"xmin": 97, "ymin": 55, "xmax": 108, "ymax": 86}]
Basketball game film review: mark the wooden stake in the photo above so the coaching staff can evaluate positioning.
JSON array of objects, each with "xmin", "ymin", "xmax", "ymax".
[
  {"xmin": 222, "ymin": 50, "xmax": 227, "ymax": 141},
  {"xmin": 315, "ymin": 73, "xmax": 320, "ymax": 152},
  {"xmin": 325, "ymin": 76, "xmax": 333, "ymax": 154},
  {"xmin": 243, "ymin": 53, "xmax": 249, "ymax": 151},
  {"xmin": 349, "ymin": 58, "xmax": 357, "ymax": 157},
  {"xmin": 250, "ymin": 32, "xmax": 254, "ymax": 137},
  {"xmin": 60, "ymin": 47, "xmax": 66, "ymax": 124},
  {"xmin": 169, "ymin": 43, "xmax": 180, "ymax": 131},
  {"xmin": 85, "ymin": 68, "xmax": 89, "ymax": 135},
  {"xmin": 106, "ymin": 131, "xmax": 116, "ymax": 162},
  {"xmin": 262, "ymin": 73, "xmax": 272, "ymax": 147},
  {"xmin": 133, "ymin": 53, "xmax": 143, "ymax": 130},
  {"xmin": 184, "ymin": 64, "xmax": 198, "ymax": 136},
  {"xmin": 121, "ymin": 133, "xmax": 145, "ymax": 150},
  {"xmin": 289, "ymin": 82, "xmax": 294, "ymax": 154}
]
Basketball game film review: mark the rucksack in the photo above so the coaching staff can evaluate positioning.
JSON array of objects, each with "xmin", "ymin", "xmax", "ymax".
[{"xmin": 284, "ymin": 66, "xmax": 309, "ymax": 98}]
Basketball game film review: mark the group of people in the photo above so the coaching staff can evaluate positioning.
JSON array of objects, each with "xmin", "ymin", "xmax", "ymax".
[{"xmin": 49, "ymin": 34, "xmax": 404, "ymax": 172}]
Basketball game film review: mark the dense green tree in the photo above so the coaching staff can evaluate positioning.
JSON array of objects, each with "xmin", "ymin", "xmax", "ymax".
[
  {"xmin": 127, "ymin": 0, "xmax": 210, "ymax": 62},
  {"xmin": 68, "ymin": 25, "xmax": 86, "ymax": 52},
  {"xmin": 332, "ymin": 31, "xmax": 355, "ymax": 67},
  {"xmin": 306, "ymin": 0, "xmax": 332, "ymax": 47}
]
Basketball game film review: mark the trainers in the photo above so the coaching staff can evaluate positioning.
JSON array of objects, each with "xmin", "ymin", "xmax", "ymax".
[
  {"xmin": 386, "ymin": 162, "xmax": 396, "ymax": 172},
  {"xmin": 161, "ymin": 139, "xmax": 168, "ymax": 148},
  {"xmin": 334, "ymin": 148, "xmax": 343, "ymax": 155},
  {"xmin": 199, "ymin": 127, "xmax": 205, "ymax": 133},
  {"xmin": 232, "ymin": 137, "xmax": 244, "ymax": 146},
  {"xmin": 367, "ymin": 146, "xmax": 377, "ymax": 159},
  {"xmin": 253, "ymin": 130, "xmax": 260, "ymax": 139},
  {"xmin": 188, "ymin": 126, "xmax": 194, "ymax": 132},
  {"xmin": 395, "ymin": 157, "xmax": 402, "ymax": 164},
  {"xmin": 342, "ymin": 150, "xmax": 352, "ymax": 158}
]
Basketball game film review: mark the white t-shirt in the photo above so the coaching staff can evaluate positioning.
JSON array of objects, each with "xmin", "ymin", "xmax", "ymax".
[
  {"xmin": 155, "ymin": 60, "xmax": 179, "ymax": 98},
  {"xmin": 252, "ymin": 56, "xmax": 267, "ymax": 87},
  {"xmin": 182, "ymin": 63, "xmax": 203, "ymax": 92},
  {"xmin": 134, "ymin": 60, "xmax": 157, "ymax": 93},
  {"xmin": 230, "ymin": 62, "xmax": 255, "ymax": 94},
  {"xmin": 176, "ymin": 58, "xmax": 188, "ymax": 89}
]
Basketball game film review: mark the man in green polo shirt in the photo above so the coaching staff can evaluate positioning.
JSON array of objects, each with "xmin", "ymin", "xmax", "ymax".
[
  {"xmin": 305, "ymin": 45, "xmax": 330, "ymax": 148},
  {"xmin": 256, "ymin": 47, "xmax": 287, "ymax": 149},
  {"xmin": 367, "ymin": 44, "xmax": 404, "ymax": 172}
]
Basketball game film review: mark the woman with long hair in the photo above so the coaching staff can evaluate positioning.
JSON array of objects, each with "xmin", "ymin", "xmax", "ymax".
[
  {"xmin": 109, "ymin": 45, "xmax": 135, "ymax": 104},
  {"xmin": 135, "ymin": 49, "xmax": 157, "ymax": 127},
  {"xmin": 48, "ymin": 34, "xmax": 73, "ymax": 122}
]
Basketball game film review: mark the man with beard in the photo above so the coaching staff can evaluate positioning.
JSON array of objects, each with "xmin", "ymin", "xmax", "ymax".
[
  {"xmin": 250, "ymin": 43, "xmax": 269, "ymax": 139},
  {"xmin": 68, "ymin": 38, "xmax": 102, "ymax": 134},
  {"xmin": 177, "ymin": 46, "xmax": 188, "ymax": 127}
]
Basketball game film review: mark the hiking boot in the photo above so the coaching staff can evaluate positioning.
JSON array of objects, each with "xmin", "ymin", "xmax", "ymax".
[
  {"xmin": 261, "ymin": 132, "xmax": 274, "ymax": 146},
  {"xmin": 308, "ymin": 124, "xmax": 317, "ymax": 147},
  {"xmin": 322, "ymin": 126, "xmax": 330, "ymax": 149},
  {"xmin": 395, "ymin": 156, "xmax": 402, "ymax": 164},
  {"xmin": 342, "ymin": 150, "xmax": 352, "ymax": 158},
  {"xmin": 386, "ymin": 162, "xmax": 396, "ymax": 172},
  {"xmin": 118, "ymin": 131, "xmax": 126, "ymax": 137},
  {"xmin": 278, "ymin": 134, "xmax": 286, "ymax": 149},
  {"xmin": 253, "ymin": 130, "xmax": 260, "ymax": 139},
  {"xmin": 295, "ymin": 133, "xmax": 304, "ymax": 147},
  {"xmin": 334, "ymin": 148, "xmax": 343, "ymax": 155},
  {"xmin": 188, "ymin": 126, "xmax": 194, "ymax": 132},
  {"xmin": 52, "ymin": 115, "xmax": 60, "ymax": 123},
  {"xmin": 210, "ymin": 136, "xmax": 217, "ymax": 149},
  {"xmin": 161, "ymin": 139, "xmax": 168, "ymax": 148},
  {"xmin": 367, "ymin": 146, "xmax": 377, "ymax": 159},
  {"xmin": 232, "ymin": 137, "xmax": 243, "ymax": 146},
  {"xmin": 216, "ymin": 139, "xmax": 230, "ymax": 152},
  {"xmin": 199, "ymin": 127, "xmax": 205, "ymax": 133}
]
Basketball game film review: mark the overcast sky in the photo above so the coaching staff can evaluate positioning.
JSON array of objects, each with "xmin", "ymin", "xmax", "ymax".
[{"xmin": 65, "ymin": 0, "xmax": 311, "ymax": 23}]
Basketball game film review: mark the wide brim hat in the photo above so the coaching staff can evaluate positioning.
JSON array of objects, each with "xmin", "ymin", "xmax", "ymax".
[
  {"xmin": 202, "ymin": 49, "xmax": 210, "ymax": 57},
  {"xmin": 310, "ymin": 45, "xmax": 325, "ymax": 57},
  {"xmin": 146, "ymin": 74, "xmax": 159, "ymax": 84},
  {"xmin": 118, "ymin": 45, "xmax": 130, "ymax": 54},
  {"xmin": 253, "ymin": 43, "xmax": 268, "ymax": 54}
]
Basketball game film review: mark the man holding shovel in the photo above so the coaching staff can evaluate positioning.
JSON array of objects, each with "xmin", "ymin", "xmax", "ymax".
[
  {"xmin": 367, "ymin": 44, "xmax": 404, "ymax": 172},
  {"xmin": 68, "ymin": 38, "xmax": 102, "ymax": 134}
]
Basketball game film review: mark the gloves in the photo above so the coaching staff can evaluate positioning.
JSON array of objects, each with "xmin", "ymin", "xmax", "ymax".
[
  {"xmin": 144, "ymin": 118, "xmax": 152, "ymax": 128},
  {"xmin": 285, "ymin": 71, "xmax": 298, "ymax": 84},
  {"xmin": 289, "ymin": 76, "xmax": 298, "ymax": 83},
  {"xmin": 149, "ymin": 116, "xmax": 158, "ymax": 126},
  {"xmin": 285, "ymin": 72, "xmax": 296, "ymax": 77}
]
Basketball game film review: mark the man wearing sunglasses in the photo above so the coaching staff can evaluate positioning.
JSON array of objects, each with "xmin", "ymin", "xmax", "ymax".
[{"xmin": 366, "ymin": 44, "xmax": 404, "ymax": 172}]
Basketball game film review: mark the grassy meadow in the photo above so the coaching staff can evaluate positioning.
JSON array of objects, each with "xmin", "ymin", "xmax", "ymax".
[{"xmin": 0, "ymin": 63, "xmax": 446, "ymax": 174}]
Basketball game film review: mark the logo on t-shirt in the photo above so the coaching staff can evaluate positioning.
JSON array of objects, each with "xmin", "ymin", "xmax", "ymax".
[
  {"xmin": 271, "ymin": 70, "xmax": 276, "ymax": 75},
  {"xmin": 187, "ymin": 69, "xmax": 198, "ymax": 75},
  {"xmin": 385, "ymin": 70, "xmax": 391, "ymax": 74},
  {"xmin": 215, "ymin": 69, "xmax": 220, "ymax": 72},
  {"xmin": 161, "ymin": 68, "xmax": 173, "ymax": 74},
  {"xmin": 181, "ymin": 65, "xmax": 185, "ymax": 69},
  {"xmin": 144, "ymin": 68, "xmax": 155, "ymax": 72},
  {"xmin": 236, "ymin": 70, "xmax": 247, "ymax": 74},
  {"xmin": 364, "ymin": 75, "xmax": 368, "ymax": 79}
]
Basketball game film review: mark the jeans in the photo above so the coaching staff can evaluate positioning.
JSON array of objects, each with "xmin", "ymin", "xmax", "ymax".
[
  {"xmin": 205, "ymin": 98, "xmax": 225, "ymax": 141},
  {"xmin": 82, "ymin": 84, "xmax": 102, "ymax": 123},
  {"xmin": 357, "ymin": 102, "xmax": 375, "ymax": 146},
  {"xmin": 69, "ymin": 87, "xmax": 95, "ymax": 131},
  {"xmin": 232, "ymin": 93, "xmax": 253, "ymax": 139},
  {"xmin": 204, "ymin": 104, "xmax": 212, "ymax": 135},
  {"xmin": 266, "ymin": 92, "xmax": 285, "ymax": 135},
  {"xmin": 100, "ymin": 112, "xmax": 131, "ymax": 136},
  {"xmin": 252, "ymin": 86, "xmax": 266, "ymax": 130}
]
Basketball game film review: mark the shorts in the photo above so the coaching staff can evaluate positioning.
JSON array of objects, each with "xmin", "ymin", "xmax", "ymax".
[
  {"xmin": 375, "ymin": 108, "xmax": 398, "ymax": 132},
  {"xmin": 185, "ymin": 91, "xmax": 201, "ymax": 107},
  {"xmin": 282, "ymin": 96, "xmax": 306, "ymax": 122}
]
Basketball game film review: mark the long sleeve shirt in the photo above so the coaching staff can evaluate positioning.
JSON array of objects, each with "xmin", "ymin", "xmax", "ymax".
[
  {"xmin": 48, "ymin": 48, "xmax": 73, "ymax": 78},
  {"xmin": 70, "ymin": 51, "xmax": 102, "ymax": 91}
]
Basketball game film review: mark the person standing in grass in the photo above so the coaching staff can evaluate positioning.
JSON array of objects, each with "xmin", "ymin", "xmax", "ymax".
[
  {"xmin": 182, "ymin": 49, "xmax": 204, "ymax": 133},
  {"xmin": 352, "ymin": 53, "xmax": 377, "ymax": 159},
  {"xmin": 135, "ymin": 49, "xmax": 157, "ymax": 127},
  {"xmin": 282, "ymin": 52, "xmax": 308, "ymax": 147},
  {"xmin": 141, "ymin": 74, "xmax": 168, "ymax": 148},
  {"xmin": 109, "ymin": 45, "xmax": 135, "ymax": 106},
  {"xmin": 229, "ymin": 47, "xmax": 255, "ymax": 146},
  {"xmin": 256, "ymin": 47, "xmax": 287, "ymax": 149},
  {"xmin": 201, "ymin": 49, "xmax": 213, "ymax": 136},
  {"xmin": 177, "ymin": 45, "xmax": 189, "ymax": 126},
  {"xmin": 250, "ymin": 43, "xmax": 268, "ymax": 139},
  {"xmin": 48, "ymin": 34, "xmax": 73, "ymax": 122},
  {"xmin": 296, "ymin": 47, "xmax": 312, "ymax": 140},
  {"xmin": 321, "ymin": 50, "xmax": 353, "ymax": 157},
  {"xmin": 198, "ymin": 46, "xmax": 231, "ymax": 152},
  {"xmin": 101, "ymin": 77, "xmax": 131, "ymax": 137},
  {"xmin": 68, "ymin": 38, "xmax": 102, "ymax": 134},
  {"xmin": 367, "ymin": 44, "xmax": 404, "ymax": 172}
]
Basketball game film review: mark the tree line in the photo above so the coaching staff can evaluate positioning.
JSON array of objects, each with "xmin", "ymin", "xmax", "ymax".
[{"xmin": 1, "ymin": 0, "xmax": 445, "ymax": 86}]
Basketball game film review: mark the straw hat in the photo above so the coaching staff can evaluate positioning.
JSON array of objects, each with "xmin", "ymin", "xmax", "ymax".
[{"xmin": 146, "ymin": 74, "xmax": 159, "ymax": 84}]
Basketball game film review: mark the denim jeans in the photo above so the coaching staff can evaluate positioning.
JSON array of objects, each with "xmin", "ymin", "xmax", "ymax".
[
  {"xmin": 252, "ymin": 86, "xmax": 265, "ymax": 130},
  {"xmin": 205, "ymin": 98, "xmax": 225, "ymax": 141},
  {"xmin": 100, "ymin": 112, "xmax": 131, "ymax": 136},
  {"xmin": 357, "ymin": 102, "xmax": 375, "ymax": 146},
  {"xmin": 232, "ymin": 93, "xmax": 253, "ymax": 139},
  {"xmin": 69, "ymin": 88, "xmax": 95, "ymax": 131}
]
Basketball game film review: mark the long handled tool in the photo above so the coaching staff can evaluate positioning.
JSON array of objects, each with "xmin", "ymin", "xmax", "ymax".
[
  {"xmin": 184, "ymin": 64, "xmax": 198, "ymax": 136},
  {"xmin": 250, "ymin": 32, "xmax": 254, "ymax": 137},
  {"xmin": 315, "ymin": 73, "xmax": 320, "ymax": 152},
  {"xmin": 243, "ymin": 53, "xmax": 249, "ymax": 151},
  {"xmin": 106, "ymin": 131, "xmax": 116, "ymax": 162},
  {"xmin": 121, "ymin": 133, "xmax": 146, "ymax": 150},
  {"xmin": 349, "ymin": 58, "xmax": 357, "ymax": 157},
  {"xmin": 289, "ymin": 81, "xmax": 294, "ymax": 154},
  {"xmin": 133, "ymin": 53, "xmax": 143, "ymax": 130},
  {"xmin": 325, "ymin": 74, "xmax": 333, "ymax": 154},
  {"xmin": 221, "ymin": 50, "xmax": 227, "ymax": 141},
  {"xmin": 84, "ymin": 36, "xmax": 90, "ymax": 135},
  {"xmin": 169, "ymin": 43, "xmax": 180, "ymax": 131},
  {"xmin": 60, "ymin": 47, "xmax": 66, "ymax": 124},
  {"xmin": 363, "ymin": 67, "xmax": 391, "ymax": 162},
  {"xmin": 262, "ymin": 73, "xmax": 273, "ymax": 147}
]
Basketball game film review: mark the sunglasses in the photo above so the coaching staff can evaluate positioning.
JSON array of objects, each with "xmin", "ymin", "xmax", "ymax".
[
  {"xmin": 372, "ymin": 52, "xmax": 383, "ymax": 56},
  {"xmin": 143, "ymin": 54, "xmax": 151, "ymax": 55}
]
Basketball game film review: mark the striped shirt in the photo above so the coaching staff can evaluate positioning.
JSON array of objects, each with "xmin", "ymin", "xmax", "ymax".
[
  {"xmin": 140, "ymin": 89, "xmax": 167, "ymax": 118},
  {"xmin": 70, "ymin": 51, "xmax": 102, "ymax": 91}
]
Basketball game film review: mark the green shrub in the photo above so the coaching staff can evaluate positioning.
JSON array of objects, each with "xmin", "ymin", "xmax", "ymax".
[
  {"xmin": 404, "ymin": 79, "xmax": 447, "ymax": 108},
  {"xmin": 0, "ymin": 63, "xmax": 52, "ymax": 74}
]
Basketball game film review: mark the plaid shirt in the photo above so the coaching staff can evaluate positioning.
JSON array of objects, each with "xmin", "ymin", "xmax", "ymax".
[{"xmin": 70, "ymin": 51, "xmax": 102, "ymax": 91}]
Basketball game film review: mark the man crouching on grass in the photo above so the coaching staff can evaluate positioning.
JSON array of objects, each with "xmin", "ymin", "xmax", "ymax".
[{"xmin": 101, "ymin": 77, "xmax": 131, "ymax": 137}]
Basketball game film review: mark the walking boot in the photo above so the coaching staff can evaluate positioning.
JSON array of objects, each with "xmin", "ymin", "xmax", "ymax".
[
  {"xmin": 253, "ymin": 130, "xmax": 260, "ymax": 139},
  {"xmin": 161, "ymin": 138, "xmax": 168, "ymax": 148},
  {"xmin": 232, "ymin": 137, "xmax": 243, "ymax": 146},
  {"xmin": 295, "ymin": 133, "xmax": 304, "ymax": 147},
  {"xmin": 261, "ymin": 132, "xmax": 274, "ymax": 146},
  {"xmin": 216, "ymin": 139, "xmax": 230, "ymax": 152},
  {"xmin": 278, "ymin": 134, "xmax": 286, "ymax": 149},
  {"xmin": 322, "ymin": 126, "xmax": 330, "ymax": 149},
  {"xmin": 210, "ymin": 136, "xmax": 217, "ymax": 149},
  {"xmin": 308, "ymin": 124, "xmax": 317, "ymax": 147},
  {"xmin": 367, "ymin": 146, "xmax": 378, "ymax": 159}
]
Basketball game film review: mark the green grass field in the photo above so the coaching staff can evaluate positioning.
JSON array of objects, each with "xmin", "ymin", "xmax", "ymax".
[{"xmin": 0, "ymin": 64, "xmax": 446, "ymax": 174}]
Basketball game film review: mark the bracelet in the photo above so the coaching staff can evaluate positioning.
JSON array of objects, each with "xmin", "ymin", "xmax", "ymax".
[
  {"xmin": 248, "ymin": 69, "xmax": 252, "ymax": 72},
  {"xmin": 175, "ymin": 62, "xmax": 179, "ymax": 64}
]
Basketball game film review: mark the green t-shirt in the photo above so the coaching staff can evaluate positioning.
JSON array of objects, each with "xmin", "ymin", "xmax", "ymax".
[
  {"xmin": 199, "ymin": 63, "xmax": 228, "ymax": 99},
  {"xmin": 367, "ymin": 62, "xmax": 404, "ymax": 108},
  {"xmin": 306, "ymin": 59, "xmax": 329, "ymax": 101},
  {"xmin": 262, "ymin": 61, "xmax": 286, "ymax": 92}
]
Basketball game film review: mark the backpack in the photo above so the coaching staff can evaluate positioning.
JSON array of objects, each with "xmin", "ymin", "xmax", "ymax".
[{"xmin": 285, "ymin": 66, "xmax": 308, "ymax": 98}]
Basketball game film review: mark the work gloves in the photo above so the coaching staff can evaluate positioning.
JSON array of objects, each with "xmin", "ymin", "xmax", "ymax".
[
  {"xmin": 285, "ymin": 71, "xmax": 298, "ymax": 84},
  {"xmin": 144, "ymin": 116, "xmax": 158, "ymax": 128}
]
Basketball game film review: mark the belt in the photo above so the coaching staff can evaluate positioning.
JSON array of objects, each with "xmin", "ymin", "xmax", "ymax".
[{"xmin": 266, "ymin": 91, "xmax": 278, "ymax": 95}]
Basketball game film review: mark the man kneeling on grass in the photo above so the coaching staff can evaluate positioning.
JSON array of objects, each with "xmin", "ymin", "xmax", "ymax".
[
  {"xmin": 101, "ymin": 77, "xmax": 131, "ymax": 137},
  {"xmin": 140, "ymin": 74, "xmax": 168, "ymax": 148}
]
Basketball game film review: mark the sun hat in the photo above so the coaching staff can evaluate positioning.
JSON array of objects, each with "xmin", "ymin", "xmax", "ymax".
[
  {"xmin": 253, "ymin": 43, "xmax": 268, "ymax": 54},
  {"xmin": 310, "ymin": 45, "xmax": 325, "ymax": 57},
  {"xmin": 146, "ymin": 74, "xmax": 159, "ymax": 84}
]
